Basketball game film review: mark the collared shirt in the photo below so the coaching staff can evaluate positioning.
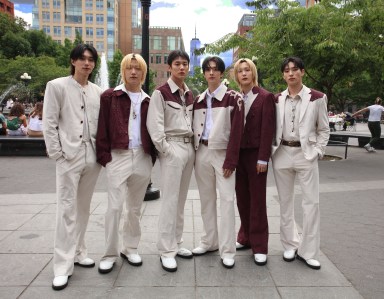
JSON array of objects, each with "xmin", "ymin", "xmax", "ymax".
[
  {"xmin": 283, "ymin": 88, "xmax": 303, "ymax": 141},
  {"xmin": 202, "ymin": 85, "xmax": 222, "ymax": 140},
  {"xmin": 114, "ymin": 84, "xmax": 142, "ymax": 149}
]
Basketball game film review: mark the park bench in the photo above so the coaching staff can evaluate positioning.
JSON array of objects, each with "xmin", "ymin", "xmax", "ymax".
[{"xmin": 0, "ymin": 135, "xmax": 46, "ymax": 156}]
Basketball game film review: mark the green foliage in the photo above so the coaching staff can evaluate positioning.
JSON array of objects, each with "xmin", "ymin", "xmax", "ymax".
[
  {"xmin": 1, "ymin": 32, "xmax": 31, "ymax": 58},
  {"xmin": 200, "ymin": 0, "xmax": 384, "ymax": 111},
  {"xmin": 108, "ymin": 49, "xmax": 123, "ymax": 87},
  {"xmin": 0, "ymin": 13, "xmax": 26, "ymax": 40},
  {"xmin": 185, "ymin": 67, "xmax": 207, "ymax": 95},
  {"xmin": 23, "ymin": 30, "xmax": 59, "ymax": 58}
]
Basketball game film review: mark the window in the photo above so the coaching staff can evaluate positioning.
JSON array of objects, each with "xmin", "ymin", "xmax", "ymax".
[
  {"xmin": 96, "ymin": 0, "xmax": 104, "ymax": 10},
  {"xmin": 96, "ymin": 41, "xmax": 104, "ymax": 51},
  {"xmin": 150, "ymin": 54, "xmax": 154, "ymax": 64},
  {"xmin": 107, "ymin": 30, "xmax": 114, "ymax": 37},
  {"xmin": 133, "ymin": 35, "xmax": 141, "ymax": 50},
  {"xmin": 152, "ymin": 36, "xmax": 162, "ymax": 50},
  {"xmin": 85, "ymin": 14, "xmax": 93, "ymax": 24},
  {"xmin": 96, "ymin": 28, "xmax": 104, "ymax": 38},
  {"xmin": 85, "ymin": 0, "xmax": 93, "ymax": 10},
  {"xmin": 64, "ymin": 26, "xmax": 72, "ymax": 37},
  {"xmin": 53, "ymin": 12, "xmax": 60, "ymax": 22},
  {"xmin": 75, "ymin": 27, "xmax": 83, "ymax": 37},
  {"xmin": 53, "ymin": 26, "xmax": 61, "ymax": 36},
  {"xmin": 86, "ymin": 27, "xmax": 93, "ymax": 37},
  {"xmin": 42, "ymin": 11, "xmax": 50, "ymax": 22},
  {"xmin": 164, "ymin": 55, "xmax": 168, "ymax": 65},
  {"xmin": 42, "ymin": 0, "xmax": 49, "ymax": 9},
  {"xmin": 42, "ymin": 26, "xmax": 50, "ymax": 34},
  {"xmin": 96, "ymin": 14, "xmax": 104, "ymax": 24},
  {"xmin": 156, "ymin": 55, "xmax": 162, "ymax": 64},
  {"xmin": 167, "ymin": 36, "xmax": 176, "ymax": 51},
  {"xmin": 54, "ymin": 40, "xmax": 61, "ymax": 44},
  {"xmin": 85, "ymin": 40, "xmax": 93, "ymax": 46},
  {"xmin": 53, "ymin": 0, "xmax": 60, "ymax": 9}
]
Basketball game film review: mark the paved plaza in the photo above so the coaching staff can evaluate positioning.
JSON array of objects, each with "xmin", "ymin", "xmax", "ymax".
[{"xmin": 0, "ymin": 123, "xmax": 383, "ymax": 298}]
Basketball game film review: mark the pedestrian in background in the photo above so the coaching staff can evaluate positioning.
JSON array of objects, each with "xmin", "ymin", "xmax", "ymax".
[
  {"xmin": 96, "ymin": 53, "xmax": 155, "ymax": 274},
  {"xmin": 352, "ymin": 97, "xmax": 384, "ymax": 152},
  {"xmin": 272, "ymin": 57, "xmax": 329, "ymax": 270},
  {"xmin": 192, "ymin": 56, "xmax": 244, "ymax": 269},
  {"xmin": 147, "ymin": 50, "xmax": 195, "ymax": 272},
  {"xmin": 233, "ymin": 58, "xmax": 275, "ymax": 266},
  {"xmin": 43, "ymin": 44, "xmax": 102, "ymax": 290}
]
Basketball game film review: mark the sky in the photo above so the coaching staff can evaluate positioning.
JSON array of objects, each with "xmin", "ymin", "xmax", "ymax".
[{"xmin": 13, "ymin": 0, "xmax": 253, "ymax": 54}]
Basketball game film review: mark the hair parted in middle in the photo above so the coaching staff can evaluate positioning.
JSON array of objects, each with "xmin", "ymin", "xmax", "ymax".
[
  {"xmin": 233, "ymin": 58, "xmax": 258, "ymax": 88},
  {"xmin": 120, "ymin": 53, "xmax": 148, "ymax": 86}
]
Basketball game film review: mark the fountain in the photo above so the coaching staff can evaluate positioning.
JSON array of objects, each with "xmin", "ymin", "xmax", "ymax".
[
  {"xmin": 95, "ymin": 52, "xmax": 110, "ymax": 91},
  {"xmin": 0, "ymin": 83, "xmax": 23, "ymax": 107}
]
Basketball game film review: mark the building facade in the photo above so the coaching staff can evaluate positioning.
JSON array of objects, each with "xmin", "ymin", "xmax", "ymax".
[
  {"xmin": 233, "ymin": 13, "xmax": 256, "ymax": 62},
  {"xmin": 31, "ymin": 0, "xmax": 119, "ymax": 60},
  {"xmin": 132, "ymin": 26, "xmax": 184, "ymax": 87},
  {"xmin": 118, "ymin": 0, "xmax": 138, "ymax": 55},
  {"xmin": 0, "ymin": 0, "xmax": 14, "ymax": 16}
]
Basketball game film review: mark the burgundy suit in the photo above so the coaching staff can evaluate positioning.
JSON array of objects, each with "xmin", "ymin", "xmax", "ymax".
[{"xmin": 236, "ymin": 86, "xmax": 276, "ymax": 254}]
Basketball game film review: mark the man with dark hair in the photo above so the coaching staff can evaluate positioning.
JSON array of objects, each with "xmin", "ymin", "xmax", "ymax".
[
  {"xmin": 272, "ymin": 56, "xmax": 329, "ymax": 270},
  {"xmin": 192, "ymin": 56, "xmax": 244, "ymax": 269},
  {"xmin": 147, "ymin": 50, "xmax": 194, "ymax": 272},
  {"xmin": 43, "ymin": 44, "xmax": 102, "ymax": 290}
]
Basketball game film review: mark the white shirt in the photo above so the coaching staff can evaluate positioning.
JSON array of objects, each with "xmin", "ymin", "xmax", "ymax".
[
  {"xmin": 28, "ymin": 115, "xmax": 43, "ymax": 131},
  {"xmin": 368, "ymin": 104, "xmax": 384, "ymax": 122},
  {"xmin": 202, "ymin": 85, "xmax": 222, "ymax": 140},
  {"xmin": 283, "ymin": 91, "xmax": 303, "ymax": 141}
]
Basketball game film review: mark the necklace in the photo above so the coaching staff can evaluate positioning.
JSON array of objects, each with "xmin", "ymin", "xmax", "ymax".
[{"xmin": 129, "ymin": 92, "xmax": 141, "ymax": 119}]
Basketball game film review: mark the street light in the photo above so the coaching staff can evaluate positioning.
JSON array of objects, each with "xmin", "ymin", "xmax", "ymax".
[
  {"xmin": 20, "ymin": 72, "xmax": 31, "ymax": 83},
  {"xmin": 140, "ymin": 0, "xmax": 160, "ymax": 201}
]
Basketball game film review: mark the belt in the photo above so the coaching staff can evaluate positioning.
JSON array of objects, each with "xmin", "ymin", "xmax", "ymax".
[
  {"xmin": 200, "ymin": 139, "xmax": 208, "ymax": 146},
  {"xmin": 166, "ymin": 136, "xmax": 193, "ymax": 143},
  {"xmin": 281, "ymin": 140, "xmax": 301, "ymax": 147}
]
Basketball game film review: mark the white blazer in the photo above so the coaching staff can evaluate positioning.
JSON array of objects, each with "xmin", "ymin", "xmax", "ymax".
[{"xmin": 272, "ymin": 85, "xmax": 330, "ymax": 160}]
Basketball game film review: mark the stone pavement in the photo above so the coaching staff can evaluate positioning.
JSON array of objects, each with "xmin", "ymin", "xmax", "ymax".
[{"xmin": 0, "ymin": 188, "xmax": 363, "ymax": 299}]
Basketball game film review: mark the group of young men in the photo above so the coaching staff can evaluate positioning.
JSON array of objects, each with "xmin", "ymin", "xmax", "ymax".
[{"xmin": 43, "ymin": 44, "xmax": 329, "ymax": 291}]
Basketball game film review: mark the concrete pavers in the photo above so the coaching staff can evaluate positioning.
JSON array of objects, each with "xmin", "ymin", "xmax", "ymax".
[{"xmin": 0, "ymin": 190, "xmax": 362, "ymax": 299}]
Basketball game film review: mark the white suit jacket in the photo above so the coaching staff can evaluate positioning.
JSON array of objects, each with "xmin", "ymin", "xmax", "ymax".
[
  {"xmin": 43, "ymin": 76, "xmax": 102, "ymax": 160},
  {"xmin": 272, "ymin": 85, "xmax": 330, "ymax": 160}
]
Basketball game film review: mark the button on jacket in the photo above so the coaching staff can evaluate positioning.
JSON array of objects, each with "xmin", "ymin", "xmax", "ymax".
[
  {"xmin": 43, "ymin": 76, "xmax": 102, "ymax": 161},
  {"xmin": 96, "ymin": 87, "xmax": 156, "ymax": 167}
]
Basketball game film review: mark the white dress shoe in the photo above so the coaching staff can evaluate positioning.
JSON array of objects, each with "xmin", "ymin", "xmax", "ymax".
[
  {"xmin": 235, "ymin": 241, "xmax": 249, "ymax": 250},
  {"xmin": 192, "ymin": 246, "xmax": 218, "ymax": 256},
  {"xmin": 283, "ymin": 249, "xmax": 297, "ymax": 262},
  {"xmin": 221, "ymin": 258, "xmax": 235, "ymax": 269},
  {"xmin": 177, "ymin": 247, "xmax": 193, "ymax": 259},
  {"xmin": 98, "ymin": 260, "xmax": 115, "ymax": 274},
  {"xmin": 120, "ymin": 252, "xmax": 142, "ymax": 266},
  {"xmin": 296, "ymin": 255, "xmax": 321, "ymax": 270},
  {"xmin": 160, "ymin": 256, "xmax": 177, "ymax": 272},
  {"xmin": 74, "ymin": 257, "xmax": 95, "ymax": 268},
  {"xmin": 254, "ymin": 254, "xmax": 267, "ymax": 266},
  {"xmin": 52, "ymin": 275, "xmax": 69, "ymax": 291}
]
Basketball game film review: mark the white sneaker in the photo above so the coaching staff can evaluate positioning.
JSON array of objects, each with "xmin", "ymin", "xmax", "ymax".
[
  {"xmin": 74, "ymin": 257, "xmax": 95, "ymax": 268},
  {"xmin": 364, "ymin": 143, "xmax": 371, "ymax": 151},
  {"xmin": 236, "ymin": 241, "xmax": 250, "ymax": 250},
  {"xmin": 98, "ymin": 260, "xmax": 115, "ymax": 274},
  {"xmin": 192, "ymin": 246, "xmax": 218, "ymax": 256},
  {"xmin": 283, "ymin": 249, "xmax": 297, "ymax": 262},
  {"xmin": 368, "ymin": 147, "xmax": 376, "ymax": 152},
  {"xmin": 177, "ymin": 247, "xmax": 193, "ymax": 259},
  {"xmin": 296, "ymin": 254, "xmax": 321, "ymax": 270},
  {"xmin": 52, "ymin": 275, "xmax": 69, "ymax": 291},
  {"xmin": 254, "ymin": 254, "xmax": 267, "ymax": 266},
  {"xmin": 221, "ymin": 258, "xmax": 235, "ymax": 269},
  {"xmin": 160, "ymin": 256, "xmax": 177, "ymax": 272},
  {"xmin": 120, "ymin": 252, "xmax": 142, "ymax": 266}
]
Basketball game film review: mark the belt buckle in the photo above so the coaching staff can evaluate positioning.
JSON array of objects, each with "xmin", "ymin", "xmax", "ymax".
[
  {"xmin": 287, "ymin": 141, "xmax": 294, "ymax": 146},
  {"xmin": 184, "ymin": 137, "xmax": 190, "ymax": 143}
]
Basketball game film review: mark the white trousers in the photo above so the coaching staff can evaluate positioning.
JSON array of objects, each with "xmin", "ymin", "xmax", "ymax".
[
  {"xmin": 272, "ymin": 146, "xmax": 320, "ymax": 260},
  {"xmin": 157, "ymin": 141, "xmax": 195, "ymax": 258},
  {"xmin": 54, "ymin": 142, "xmax": 101, "ymax": 276},
  {"xmin": 101, "ymin": 148, "xmax": 152, "ymax": 262},
  {"xmin": 195, "ymin": 146, "xmax": 236, "ymax": 259}
]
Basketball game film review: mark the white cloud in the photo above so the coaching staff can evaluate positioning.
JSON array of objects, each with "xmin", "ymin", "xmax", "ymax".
[
  {"xmin": 150, "ymin": 1, "xmax": 251, "ymax": 54},
  {"xmin": 14, "ymin": 10, "xmax": 32, "ymax": 26}
]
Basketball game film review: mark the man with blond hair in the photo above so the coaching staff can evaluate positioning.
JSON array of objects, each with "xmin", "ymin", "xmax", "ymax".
[{"xmin": 96, "ymin": 53, "xmax": 155, "ymax": 274}]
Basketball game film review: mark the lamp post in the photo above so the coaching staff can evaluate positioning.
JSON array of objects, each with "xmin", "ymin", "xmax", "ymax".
[
  {"xmin": 20, "ymin": 72, "xmax": 32, "ymax": 105},
  {"xmin": 141, "ymin": 0, "xmax": 151, "ymax": 93},
  {"xmin": 140, "ymin": 0, "xmax": 160, "ymax": 201}
]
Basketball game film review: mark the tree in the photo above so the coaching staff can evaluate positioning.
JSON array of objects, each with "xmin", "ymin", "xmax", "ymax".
[
  {"xmin": 199, "ymin": 0, "xmax": 384, "ymax": 111},
  {"xmin": 108, "ymin": 49, "xmax": 123, "ymax": 87},
  {"xmin": 23, "ymin": 29, "xmax": 59, "ymax": 58},
  {"xmin": 1, "ymin": 32, "xmax": 31, "ymax": 58},
  {"xmin": 0, "ymin": 12, "xmax": 26, "ymax": 40}
]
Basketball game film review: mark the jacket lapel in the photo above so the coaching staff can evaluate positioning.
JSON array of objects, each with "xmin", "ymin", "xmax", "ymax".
[{"xmin": 299, "ymin": 86, "xmax": 311, "ymax": 123}]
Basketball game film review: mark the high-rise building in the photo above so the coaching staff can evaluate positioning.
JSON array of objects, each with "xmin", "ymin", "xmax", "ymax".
[
  {"xmin": 0, "ymin": 0, "xmax": 14, "ymax": 16},
  {"xmin": 132, "ymin": 26, "xmax": 184, "ymax": 88},
  {"xmin": 189, "ymin": 27, "xmax": 201, "ymax": 75},
  {"xmin": 233, "ymin": 13, "xmax": 256, "ymax": 62},
  {"xmin": 31, "ymin": 0, "xmax": 119, "ymax": 60}
]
